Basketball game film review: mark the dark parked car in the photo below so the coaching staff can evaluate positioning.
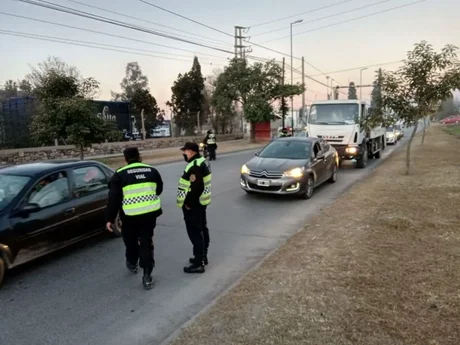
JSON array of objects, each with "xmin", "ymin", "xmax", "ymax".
[
  {"xmin": 240, "ymin": 137, "xmax": 339, "ymax": 199},
  {"xmin": 0, "ymin": 160, "xmax": 122, "ymax": 287}
]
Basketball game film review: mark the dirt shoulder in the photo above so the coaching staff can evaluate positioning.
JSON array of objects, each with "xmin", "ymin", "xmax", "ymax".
[
  {"xmin": 169, "ymin": 124, "xmax": 460, "ymax": 345},
  {"xmin": 96, "ymin": 141, "xmax": 265, "ymax": 168}
]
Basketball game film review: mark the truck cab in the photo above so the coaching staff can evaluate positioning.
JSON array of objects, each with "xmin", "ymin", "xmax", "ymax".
[{"xmin": 307, "ymin": 100, "xmax": 386, "ymax": 168}]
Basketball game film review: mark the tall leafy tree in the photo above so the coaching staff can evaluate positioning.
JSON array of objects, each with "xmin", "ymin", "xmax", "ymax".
[
  {"xmin": 30, "ymin": 60, "xmax": 119, "ymax": 159},
  {"xmin": 212, "ymin": 58, "xmax": 304, "ymax": 140},
  {"xmin": 370, "ymin": 68, "xmax": 383, "ymax": 109},
  {"xmin": 3, "ymin": 80, "xmax": 18, "ymax": 99},
  {"xmin": 380, "ymin": 41, "xmax": 460, "ymax": 174},
  {"xmin": 167, "ymin": 56, "xmax": 205, "ymax": 135},
  {"xmin": 112, "ymin": 62, "xmax": 163, "ymax": 133},
  {"xmin": 348, "ymin": 82, "xmax": 358, "ymax": 99}
]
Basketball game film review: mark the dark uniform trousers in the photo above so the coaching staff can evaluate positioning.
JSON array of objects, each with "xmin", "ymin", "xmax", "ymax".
[
  {"xmin": 202, "ymin": 206, "xmax": 210, "ymax": 256},
  {"xmin": 183, "ymin": 205, "xmax": 207, "ymax": 261},
  {"xmin": 122, "ymin": 213, "xmax": 157, "ymax": 272}
]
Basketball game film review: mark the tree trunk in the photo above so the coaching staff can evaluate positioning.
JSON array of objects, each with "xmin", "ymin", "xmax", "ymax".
[
  {"xmin": 250, "ymin": 121, "xmax": 256, "ymax": 143},
  {"xmin": 79, "ymin": 145, "xmax": 85, "ymax": 160},
  {"xmin": 405, "ymin": 121, "xmax": 418, "ymax": 175},
  {"xmin": 421, "ymin": 117, "xmax": 427, "ymax": 145}
]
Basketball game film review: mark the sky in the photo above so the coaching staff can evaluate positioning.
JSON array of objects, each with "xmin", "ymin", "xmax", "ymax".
[{"xmin": 0, "ymin": 0, "xmax": 459, "ymax": 114}]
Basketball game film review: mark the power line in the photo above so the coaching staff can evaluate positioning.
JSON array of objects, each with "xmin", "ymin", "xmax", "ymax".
[
  {"xmin": 67, "ymin": 0, "xmax": 232, "ymax": 48},
  {"xmin": 302, "ymin": 60, "xmax": 404, "ymax": 77},
  {"xmin": 0, "ymin": 29, "xmax": 226, "ymax": 66},
  {"xmin": 248, "ymin": 0, "xmax": 357, "ymax": 28},
  {"xmin": 260, "ymin": 0, "xmax": 426, "ymax": 43},
  {"xmin": 252, "ymin": 0, "xmax": 393, "ymax": 38},
  {"xmin": 0, "ymin": 12, "xmax": 230, "ymax": 60},
  {"xmin": 16, "ymin": 0, "xmax": 235, "ymax": 54},
  {"xmin": 138, "ymin": 0, "xmax": 233, "ymax": 38}
]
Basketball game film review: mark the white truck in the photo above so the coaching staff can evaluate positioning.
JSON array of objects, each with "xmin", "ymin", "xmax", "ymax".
[{"xmin": 307, "ymin": 100, "xmax": 386, "ymax": 169}]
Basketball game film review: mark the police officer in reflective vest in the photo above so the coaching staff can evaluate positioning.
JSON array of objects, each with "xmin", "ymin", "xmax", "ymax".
[
  {"xmin": 106, "ymin": 147, "xmax": 163, "ymax": 290},
  {"xmin": 177, "ymin": 142, "xmax": 212, "ymax": 273},
  {"xmin": 203, "ymin": 130, "xmax": 217, "ymax": 161}
]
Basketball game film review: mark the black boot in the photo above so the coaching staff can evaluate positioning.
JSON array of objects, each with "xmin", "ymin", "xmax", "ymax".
[
  {"xmin": 126, "ymin": 261, "xmax": 138, "ymax": 274},
  {"xmin": 189, "ymin": 256, "xmax": 208, "ymax": 265},
  {"xmin": 142, "ymin": 269, "xmax": 153, "ymax": 290},
  {"xmin": 184, "ymin": 262, "xmax": 205, "ymax": 274}
]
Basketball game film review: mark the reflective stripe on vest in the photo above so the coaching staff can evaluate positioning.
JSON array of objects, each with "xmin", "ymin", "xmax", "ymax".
[
  {"xmin": 176, "ymin": 157, "xmax": 212, "ymax": 208},
  {"xmin": 117, "ymin": 163, "xmax": 161, "ymax": 216},
  {"xmin": 207, "ymin": 135, "xmax": 216, "ymax": 144}
]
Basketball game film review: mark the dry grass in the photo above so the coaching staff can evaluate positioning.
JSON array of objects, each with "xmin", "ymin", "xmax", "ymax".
[
  {"xmin": 170, "ymin": 124, "xmax": 460, "ymax": 345},
  {"xmin": 96, "ymin": 141, "xmax": 265, "ymax": 168}
]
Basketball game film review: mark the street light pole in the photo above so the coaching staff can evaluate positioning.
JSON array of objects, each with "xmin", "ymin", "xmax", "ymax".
[
  {"xmin": 360, "ymin": 68, "xmax": 367, "ymax": 100},
  {"xmin": 290, "ymin": 19, "xmax": 302, "ymax": 135}
]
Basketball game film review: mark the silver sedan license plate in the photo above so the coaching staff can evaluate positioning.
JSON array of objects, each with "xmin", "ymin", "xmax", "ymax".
[{"xmin": 257, "ymin": 179, "xmax": 270, "ymax": 187}]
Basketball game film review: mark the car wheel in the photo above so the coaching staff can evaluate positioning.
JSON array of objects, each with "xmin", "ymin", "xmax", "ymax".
[
  {"xmin": 0, "ymin": 257, "xmax": 6, "ymax": 288},
  {"xmin": 112, "ymin": 213, "xmax": 123, "ymax": 237},
  {"xmin": 301, "ymin": 175, "xmax": 314, "ymax": 199},
  {"xmin": 328, "ymin": 164, "xmax": 338, "ymax": 183}
]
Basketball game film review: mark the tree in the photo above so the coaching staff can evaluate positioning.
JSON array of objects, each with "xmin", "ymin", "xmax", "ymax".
[
  {"xmin": 18, "ymin": 79, "xmax": 33, "ymax": 95},
  {"xmin": 30, "ymin": 61, "xmax": 119, "ymax": 159},
  {"xmin": 211, "ymin": 70, "xmax": 238, "ymax": 133},
  {"xmin": 380, "ymin": 41, "xmax": 460, "ymax": 174},
  {"xmin": 212, "ymin": 58, "xmax": 304, "ymax": 141},
  {"xmin": 371, "ymin": 68, "xmax": 383, "ymax": 110},
  {"xmin": 348, "ymin": 82, "xmax": 357, "ymax": 99},
  {"xmin": 3, "ymin": 80, "xmax": 18, "ymax": 99},
  {"xmin": 167, "ymin": 57, "xmax": 205, "ymax": 135},
  {"xmin": 111, "ymin": 62, "xmax": 149, "ymax": 101},
  {"xmin": 111, "ymin": 62, "xmax": 164, "ymax": 134},
  {"xmin": 26, "ymin": 56, "xmax": 81, "ymax": 93},
  {"xmin": 130, "ymin": 88, "xmax": 164, "ymax": 135}
]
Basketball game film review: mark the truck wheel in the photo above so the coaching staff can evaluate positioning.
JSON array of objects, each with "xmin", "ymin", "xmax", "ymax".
[
  {"xmin": 382, "ymin": 136, "xmax": 386, "ymax": 150},
  {"xmin": 0, "ymin": 257, "xmax": 6, "ymax": 288},
  {"xmin": 356, "ymin": 145, "xmax": 368, "ymax": 169}
]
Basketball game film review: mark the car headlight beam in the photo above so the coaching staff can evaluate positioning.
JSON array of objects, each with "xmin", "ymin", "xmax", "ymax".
[
  {"xmin": 283, "ymin": 167, "xmax": 304, "ymax": 178},
  {"xmin": 241, "ymin": 164, "xmax": 250, "ymax": 174}
]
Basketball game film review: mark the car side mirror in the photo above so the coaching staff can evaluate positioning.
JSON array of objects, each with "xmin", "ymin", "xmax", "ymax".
[
  {"xmin": 12, "ymin": 203, "xmax": 40, "ymax": 217},
  {"xmin": 255, "ymin": 152, "xmax": 259, "ymax": 156},
  {"xmin": 21, "ymin": 203, "xmax": 41, "ymax": 214},
  {"xmin": 316, "ymin": 153, "xmax": 325, "ymax": 160}
]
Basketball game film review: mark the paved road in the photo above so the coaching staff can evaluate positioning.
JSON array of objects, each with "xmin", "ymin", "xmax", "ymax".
[{"xmin": 0, "ymin": 130, "xmax": 411, "ymax": 345}]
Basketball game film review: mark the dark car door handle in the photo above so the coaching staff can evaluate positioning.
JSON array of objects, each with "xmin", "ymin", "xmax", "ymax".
[{"xmin": 64, "ymin": 208, "xmax": 76, "ymax": 214}]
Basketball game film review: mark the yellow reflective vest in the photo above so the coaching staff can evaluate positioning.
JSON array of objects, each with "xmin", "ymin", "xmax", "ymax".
[
  {"xmin": 116, "ymin": 162, "xmax": 161, "ymax": 216},
  {"xmin": 176, "ymin": 156, "xmax": 211, "ymax": 208}
]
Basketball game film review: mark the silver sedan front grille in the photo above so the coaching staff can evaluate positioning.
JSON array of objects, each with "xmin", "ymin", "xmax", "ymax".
[{"xmin": 249, "ymin": 169, "xmax": 284, "ymax": 179}]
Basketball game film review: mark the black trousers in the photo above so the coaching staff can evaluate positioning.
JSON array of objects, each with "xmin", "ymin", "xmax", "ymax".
[
  {"xmin": 207, "ymin": 145, "xmax": 216, "ymax": 160},
  {"xmin": 122, "ymin": 214, "xmax": 156, "ymax": 273},
  {"xmin": 183, "ymin": 206, "xmax": 206, "ymax": 262},
  {"xmin": 202, "ymin": 206, "xmax": 210, "ymax": 256}
]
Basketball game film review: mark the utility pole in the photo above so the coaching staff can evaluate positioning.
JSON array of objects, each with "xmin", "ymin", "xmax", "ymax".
[
  {"xmin": 234, "ymin": 26, "xmax": 249, "ymax": 60},
  {"xmin": 140, "ymin": 109, "xmax": 146, "ymax": 140},
  {"xmin": 360, "ymin": 68, "xmax": 367, "ymax": 100},
  {"xmin": 326, "ymin": 76, "xmax": 330, "ymax": 100},
  {"xmin": 290, "ymin": 19, "xmax": 302, "ymax": 135},
  {"xmin": 301, "ymin": 56, "xmax": 305, "ymax": 115},
  {"xmin": 282, "ymin": 57, "xmax": 286, "ymax": 129}
]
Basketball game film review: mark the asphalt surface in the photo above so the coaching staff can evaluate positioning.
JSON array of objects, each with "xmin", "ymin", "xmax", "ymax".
[{"xmin": 0, "ymin": 129, "xmax": 412, "ymax": 345}]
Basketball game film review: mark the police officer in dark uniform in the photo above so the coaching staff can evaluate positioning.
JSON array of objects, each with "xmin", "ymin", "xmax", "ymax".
[
  {"xmin": 203, "ymin": 130, "xmax": 217, "ymax": 160},
  {"xmin": 177, "ymin": 142, "xmax": 212, "ymax": 273},
  {"xmin": 106, "ymin": 147, "xmax": 163, "ymax": 290},
  {"xmin": 279, "ymin": 128, "xmax": 289, "ymax": 137}
]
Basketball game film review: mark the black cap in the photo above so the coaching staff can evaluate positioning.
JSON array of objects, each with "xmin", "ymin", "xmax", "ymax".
[
  {"xmin": 123, "ymin": 147, "xmax": 140, "ymax": 161},
  {"xmin": 180, "ymin": 142, "xmax": 199, "ymax": 152}
]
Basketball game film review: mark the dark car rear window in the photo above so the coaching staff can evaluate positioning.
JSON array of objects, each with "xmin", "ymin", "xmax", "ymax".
[{"xmin": 258, "ymin": 140, "xmax": 312, "ymax": 160}]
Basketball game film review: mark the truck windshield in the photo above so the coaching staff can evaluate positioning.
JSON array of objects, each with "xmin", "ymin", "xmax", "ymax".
[{"xmin": 308, "ymin": 104, "xmax": 359, "ymax": 125}]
